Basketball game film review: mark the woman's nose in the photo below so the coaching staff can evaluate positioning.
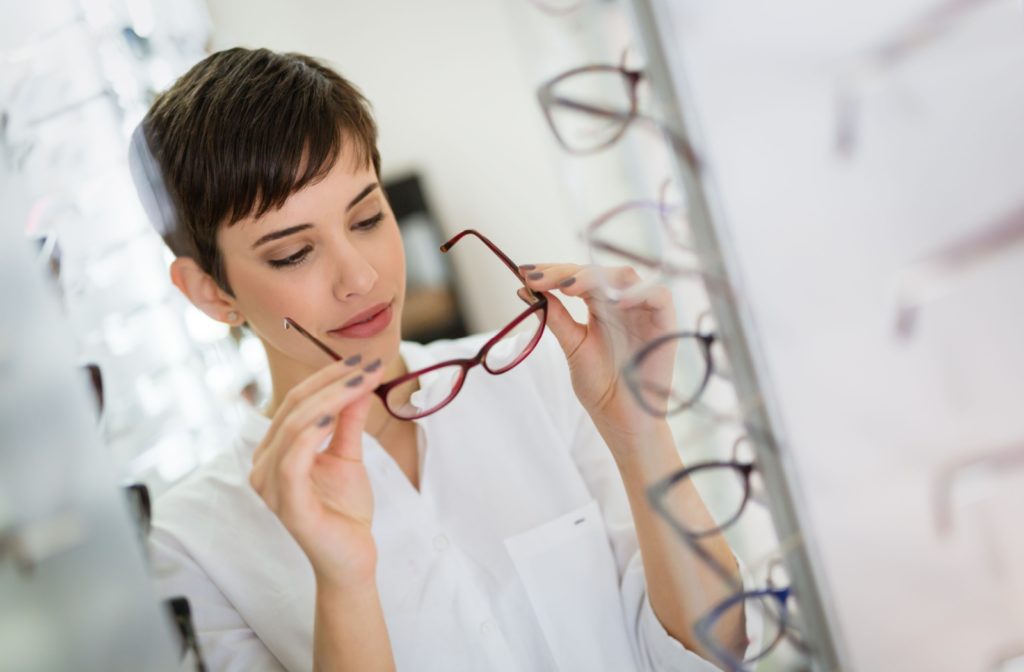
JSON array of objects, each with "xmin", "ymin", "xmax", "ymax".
[{"xmin": 330, "ymin": 238, "xmax": 378, "ymax": 300}]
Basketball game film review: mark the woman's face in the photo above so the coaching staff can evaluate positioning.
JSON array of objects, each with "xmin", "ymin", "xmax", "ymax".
[{"xmin": 217, "ymin": 151, "xmax": 406, "ymax": 380}]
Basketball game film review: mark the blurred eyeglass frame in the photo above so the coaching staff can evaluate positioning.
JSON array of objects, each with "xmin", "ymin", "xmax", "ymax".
[
  {"xmin": 536, "ymin": 54, "xmax": 701, "ymax": 169},
  {"xmin": 581, "ymin": 178, "xmax": 703, "ymax": 297},
  {"xmin": 932, "ymin": 442, "xmax": 1024, "ymax": 536},
  {"xmin": 834, "ymin": 0, "xmax": 998, "ymax": 157},
  {"xmin": 623, "ymin": 311, "xmax": 723, "ymax": 418},
  {"xmin": 892, "ymin": 201, "xmax": 1024, "ymax": 339},
  {"xmin": 646, "ymin": 436, "xmax": 757, "ymax": 585}
]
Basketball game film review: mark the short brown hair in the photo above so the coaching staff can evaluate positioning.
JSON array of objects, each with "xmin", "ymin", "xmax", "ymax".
[{"xmin": 142, "ymin": 47, "xmax": 381, "ymax": 294}]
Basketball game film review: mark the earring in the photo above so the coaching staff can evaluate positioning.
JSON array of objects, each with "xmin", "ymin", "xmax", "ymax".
[{"xmin": 228, "ymin": 311, "xmax": 239, "ymax": 323}]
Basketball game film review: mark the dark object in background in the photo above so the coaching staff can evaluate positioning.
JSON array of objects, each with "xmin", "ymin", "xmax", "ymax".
[
  {"xmin": 165, "ymin": 596, "xmax": 208, "ymax": 672},
  {"xmin": 83, "ymin": 363, "xmax": 103, "ymax": 417},
  {"xmin": 384, "ymin": 173, "xmax": 468, "ymax": 343},
  {"xmin": 123, "ymin": 483, "xmax": 152, "ymax": 544}
]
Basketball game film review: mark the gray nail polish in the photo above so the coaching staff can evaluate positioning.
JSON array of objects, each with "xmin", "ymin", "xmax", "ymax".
[
  {"xmin": 344, "ymin": 354, "xmax": 362, "ymax": 366},
  {"xmin": 519, "ymin": 264, "xmax": 536, "ymax": 271},
  {"xmin": 316, "ymin": 414, "xmax": 332, "ymax": 427},
  {"xmin": 363, "ymin": 358, "xmax": 382, "ymax": 373},
  {"xmin": 559, "ymin": 277, "xmax": 577, "ymax": 288},
  {"xmin": 527, "ymin": 271, "xmax": 544, "ymax": 281},
  {"xmin": 345, "ymin": 374, "xmax": 365, "ymax": 387}
]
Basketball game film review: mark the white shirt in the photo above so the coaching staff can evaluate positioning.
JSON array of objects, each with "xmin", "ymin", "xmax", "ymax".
[{"xmin": 149, "ymin": 330, "xmax": 737, "ymax": 671}]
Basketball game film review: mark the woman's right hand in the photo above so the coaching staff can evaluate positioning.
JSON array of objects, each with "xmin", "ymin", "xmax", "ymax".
[{"xmin": 249, "ymin": 355, "xmax": 387, "ymax": 590}]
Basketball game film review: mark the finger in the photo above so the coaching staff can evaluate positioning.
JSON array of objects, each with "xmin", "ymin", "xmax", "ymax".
[
  {"xmin": 518, "ymin": 288, "xmax": 586, "ymax": 361},
  {"xmin": 522, "ymin": 263, "xmax": 643, "ymax": 300},
  {"xmin": 518, "ymin": 262, "xmax": 584, "ymax": 291},
  {"xmin": 256, "ymin": 353, "xmax": 368, "ymax": 461},
  {"xmin": 322, "ymin": 393, "xmax": 375, "ymax": 462},
  {"xmin": 252, "ymin": 416, "xmax": 334, "ymax": 515},
  {"xmin": 613, "ymin": 283, "xmax": 673, "ymax": 312},
  {"xmin": 258, "ymin": 368, "xmax": 383, "ymax": 512},
  {"xmin": 254, "ymin": 360, "xmax": 385, "ymax": 474}
]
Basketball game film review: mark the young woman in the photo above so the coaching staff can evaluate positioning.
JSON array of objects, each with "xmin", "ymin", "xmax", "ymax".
[{"xmin": 138, "ymin": 47, "xmax": 748, "ymax": 672}]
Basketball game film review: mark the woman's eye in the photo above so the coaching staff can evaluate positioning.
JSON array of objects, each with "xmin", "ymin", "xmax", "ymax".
[
  {"xmin": 354, "ymin": 212, "xmax": 385, "ymax": 231},
  {"xmin": 268, "ymin": 245, "xmax": 312, "ymax": 268}
]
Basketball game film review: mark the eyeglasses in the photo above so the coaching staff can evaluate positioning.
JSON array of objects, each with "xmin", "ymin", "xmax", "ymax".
[
  {"xmin": 892, "ymin": 200, "xmax": 1024, "ymax": 339},
  {"xmin": 694, "ymin": 578, "xmax": 805, "ymax": 671},
  {"xmin": 694, "ymin": 545, "xmax": 810, "ymax": 672},
  {"xmin": 284, "ymin": 229, "xmax": 548, "ymax": 421},
  {"xmin": 582, "ymin": 178, "xmax": 706, "ymax": 300},
  {"xmin": 933, "ymin": 442, "xmax": 1024, "ymax": 536},
  {"xmin": 536, "ymin": 55, "xmax": 700, "ymax": 169},
  {"xmin": 623, "ymin": 311, "xmax": 729, "ymax": 418},
  {"xmin": 834, "ymin": 0, "xmax": 996, "ymax": 157},
  {"xmin": 646, "ymin": 436, "xmax": 761, "ymax": 583}
]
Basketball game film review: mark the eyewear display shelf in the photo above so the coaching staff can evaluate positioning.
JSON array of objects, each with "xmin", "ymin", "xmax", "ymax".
[
  {"xmin": 627, "ymin": 1, "xmax": 1024, "ymax": 671},
  {"xmin": 625, "ymin": 1, "xmax": 842, "ymax": 670}
]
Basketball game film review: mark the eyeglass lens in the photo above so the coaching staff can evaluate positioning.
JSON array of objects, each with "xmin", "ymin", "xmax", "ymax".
[{"xmin": 546, "ymin": 67, "xmax": 635, "ymax": 152}]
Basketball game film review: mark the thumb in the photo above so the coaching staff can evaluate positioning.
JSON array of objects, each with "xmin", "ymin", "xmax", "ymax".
[
  {"xmin": 520, "ymin": 288, "xmax": 585, "ymax": 360},
  {"xmin": 323, "ymin": 392, "xmax": 374, "ymax": 462}
]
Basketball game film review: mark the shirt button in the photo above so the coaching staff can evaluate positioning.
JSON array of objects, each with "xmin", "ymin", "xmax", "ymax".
[
  {"xmin": 432, "ymin": 534, "xmax": 449, "ymax": 551},
  {"xmin": 480, "ymin": 620, "xmax": 496, "ymax": 635}
]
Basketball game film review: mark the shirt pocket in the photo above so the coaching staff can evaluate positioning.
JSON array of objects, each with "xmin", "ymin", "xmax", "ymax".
[{"xmin": 503, "ymin": 499, "xmax": 636, "ymax": 672}]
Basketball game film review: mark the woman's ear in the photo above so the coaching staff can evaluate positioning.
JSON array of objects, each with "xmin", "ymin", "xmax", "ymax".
[{"xmin": 169, "ymin": 257, "xmax": 243, "ymax": 326}]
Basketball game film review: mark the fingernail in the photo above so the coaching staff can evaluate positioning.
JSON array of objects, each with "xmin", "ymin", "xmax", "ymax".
[
  {"xmin": 558, "ymin": 277, "xmax": 577, "ymax": 288},
  {"xmin": 363, "ymin": 358, "xmax": 382, "ymax": 373},
  {"xmin": 527, "ymin": 271, "xmax": 544, "ymax": 281},
  {"xmin": 345, "ymin": 375, "xmax": 365, "ymax": 387},
  {"xmin": 519, "ymin": 264, "xmax": 536, "ymax": 271},
  {"xmin": 316, "ymin": 414, "xmax": 332, "ymax": 427},
  {"xmin": 344, "ymin": 354, "xmax": 362, "ymax": 366}
]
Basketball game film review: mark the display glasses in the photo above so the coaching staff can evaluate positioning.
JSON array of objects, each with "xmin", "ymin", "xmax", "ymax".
[
  {"xmin": 834, "ymin": 0, "xmax": 996, "ymax": 157},
  {"xmin": 582, "ymin": 179, "xmax": 704, "ymax": 301},
  {"xmin": 932, "ymin": 442, "xmax": 1024, "ymax": 535},
  {"xmin": 694, "ymin": 553, "xmax": 809, "ymax": 672},
  {"xmin": 536, "ymin": 56, "xmax": 700, "ymax": 169},
  {"xmin": 646, "ymin": 436, "xmax": 761, "ymax": 584},
  {"xmin": 623, "ymin": 311, "xmax": 726, "ymax": 418},
  {"xmin": 892, "ymin": 200, "xmax": 1024, "ymax": 339},
  {"xmin": 284, "ymin": 229, "xmax": 548, "ymax": 421},
  {"xmin": 695, "ymin": 583, "xmax": 799, "ymax": 671}
]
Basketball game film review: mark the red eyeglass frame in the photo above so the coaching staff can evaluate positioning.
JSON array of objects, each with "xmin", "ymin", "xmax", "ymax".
[{"xmin": 284, "ymin": 228, "xmax": 548, "ymax": 421}]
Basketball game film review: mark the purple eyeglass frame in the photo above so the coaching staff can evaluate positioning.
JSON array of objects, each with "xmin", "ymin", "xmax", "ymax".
[{"xmin": 284, "ymin": 229, "xmax": 548, "ymax": 421}]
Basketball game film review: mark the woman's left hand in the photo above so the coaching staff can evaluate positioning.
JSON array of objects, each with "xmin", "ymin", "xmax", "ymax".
[{"xmin": 519, "ymin": 263, "xmax": 677, "ymax": 446}]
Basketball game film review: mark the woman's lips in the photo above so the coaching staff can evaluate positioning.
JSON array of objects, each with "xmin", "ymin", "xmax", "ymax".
[{"xmin": 328, "ymin": 302, "xmax": 393, "ymax": 339}]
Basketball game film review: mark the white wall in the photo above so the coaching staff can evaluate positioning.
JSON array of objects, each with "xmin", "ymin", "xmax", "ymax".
[{"xmin": 205, "ymin": 0, "xmax": 590, "ymax": 333}]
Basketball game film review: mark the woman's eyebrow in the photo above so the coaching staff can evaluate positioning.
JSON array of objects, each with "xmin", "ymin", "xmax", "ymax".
[
  {"xmin": 251, "ymin": 183, "xmax": 379, "ymax": 250},
  {"xmin": 252, "ymin": 223, "xmax": 313, "ymax": 250},
  {"xmin": 347, "ymin": 182, "xmax": 379, "ymax": 212}
]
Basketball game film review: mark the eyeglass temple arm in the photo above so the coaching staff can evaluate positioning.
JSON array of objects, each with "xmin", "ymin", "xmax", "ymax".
[
  {"xmin": 283, "ymin": 317, "xmax": 343, "ymax": 361},
  {"xmin": 933, "ymin": 443, "xmax": 1024, "ymax": 534},
  {"xmin": 893, "ymin": 201, "xmax": 1024, "ymax": 338},
  {"xmin": 440, "ymin": 229, "xmax": 528, "ymax": 284},
  {"xmin": 542, "ymin": 94, "xmax": 634, "ymax": 123}
]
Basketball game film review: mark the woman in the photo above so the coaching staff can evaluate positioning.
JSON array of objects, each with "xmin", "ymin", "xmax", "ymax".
[{"xmin": 137, "ymin": 47, "xmax": 748, "ymax": 671}]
